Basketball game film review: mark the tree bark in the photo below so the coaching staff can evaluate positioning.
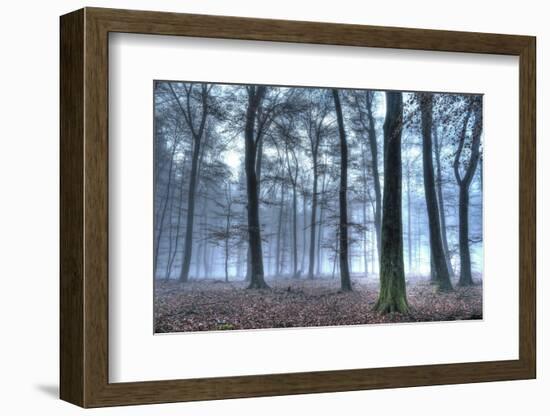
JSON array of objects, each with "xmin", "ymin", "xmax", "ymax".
[
  {"xmin": 458, "ymin": 184, "xmax": 472, "ymax": 285},
  {"xmin": 419, "ymin": 93, "xmax": 453, "ymax": 291},
  {"xmin": 332, "ymin": 89, "xmax": 352, "ymax": 292},
  {"xmin": 245, "ymin": 86, "xmax": 269, "ymax": 289},
  {"xmin": 374, "ymin": 91, "xmax": 409, "ymax": 313}
]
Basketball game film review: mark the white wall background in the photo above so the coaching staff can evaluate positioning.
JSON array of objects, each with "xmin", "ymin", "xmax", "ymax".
[{"xmin": 0, "ymin": 0, "xmax": 545, "ymax": 414}]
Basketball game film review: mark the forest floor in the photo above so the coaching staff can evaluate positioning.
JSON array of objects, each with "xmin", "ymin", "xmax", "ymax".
[{"xmin": 154, "ymin": 277, "xmax": 482, "ymax": 333}]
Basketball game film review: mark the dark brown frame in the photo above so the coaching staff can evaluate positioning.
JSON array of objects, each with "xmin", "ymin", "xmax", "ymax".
[{"xmin": 60, "ymin": 7, "xmax": 536, "ymax": 408}]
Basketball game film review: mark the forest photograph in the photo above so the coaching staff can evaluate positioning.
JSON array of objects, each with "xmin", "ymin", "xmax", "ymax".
[{"xmin": 153, "ymin": 81, "xmax": 483, "ymax": 333}]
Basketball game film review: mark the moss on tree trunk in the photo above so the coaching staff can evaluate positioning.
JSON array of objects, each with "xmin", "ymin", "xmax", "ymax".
[{"xmin": 374, "ymin": 91, "xmax": 409, "ymax": 314}]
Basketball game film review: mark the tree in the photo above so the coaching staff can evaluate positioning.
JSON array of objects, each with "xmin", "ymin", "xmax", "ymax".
[
  {"xmin": 244, "ymin": 89, "xmax": 290, "ymax": 280},
  {"xmin": 168, "ymin": 83, "xmax": 211, "ymax": 282},
  {"xmin": 284, "ymin": 139, "xmax": 300, "ymax": 279},
  {"xmin": 365, "ymin": 92, "xmax": 382, "ymax": 264},
  {"xmin": 454, "ymin": 96, "xmax": 483, "ymax": 286},
  {"xmin": 301, "ymin": 90, "xmax": 331, "ymax": 279},
  {"xmin": 209, "ymin": 179, "xmax": 237, "ymax": 282},
  {"xmin": 433, "ymin": 125, "xmax": 454, "ymax": 278},
  {"xmin": 315, "ymin": 161, "xmax": 331, "ymax": 276},
  {"xmin": 153, "ymin": 121, "xmax": 179, "ymax": 278},
  {"xmin": 332, "ymin": 89, "xmax": 352, "ymax": 292},
  {"xmin": 165, "ymin": 155, "xmax": 187, "ymax": 279},
  {"xmin": 403, "ymin": 145, "xmax": 420, "ymax": 275},
  {"xmin": 244, "ymin": 85, "xmax": 269, "ymax": 289},
  {"xmin": 374, "ymin": 92, "xmax": 409, "ymax": 313},
  {"xmin": 350, "ymin": 91, "xmax": 382, "ymax": 263},
  {"xmin": 419, "ymin": 93, "xmax": 453, "ymax": 291}
]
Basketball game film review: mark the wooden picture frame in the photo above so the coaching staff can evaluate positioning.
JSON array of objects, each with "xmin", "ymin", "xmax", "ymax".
[{"xmin": 60, "ymin": 7, "xmax": 536, "ymax": 408}]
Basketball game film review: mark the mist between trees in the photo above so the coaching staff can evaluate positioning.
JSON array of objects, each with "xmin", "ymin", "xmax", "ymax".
[{"xmin": 153, "ymin": 81, "xmax": 482, "ymax": 315}]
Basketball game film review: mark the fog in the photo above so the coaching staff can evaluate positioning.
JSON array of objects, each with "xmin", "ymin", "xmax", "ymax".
[{"xmin": 153, "ymin": 82, "xmax": 483, "ymax": 283}]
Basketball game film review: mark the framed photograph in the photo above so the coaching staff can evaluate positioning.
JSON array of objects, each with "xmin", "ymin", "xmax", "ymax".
[{"xmin": 60, "ymin": 7, "xmax": 536, "ymax": 408}]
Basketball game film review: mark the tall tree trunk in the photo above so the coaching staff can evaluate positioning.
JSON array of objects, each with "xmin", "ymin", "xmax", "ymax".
[
  {"xmin": 268, "ymin": 209, "xmax": 275, "ymax": 277},
  {"xmin": 202, "ymin": 200, "xmax": 210, "ymax": 278},
  {"xmin": 194, "ymin": 230, "xmax": 202, "ymax": 278},
  {"xmin": 316, "ymin": 199, "xmax": 324, "ymax": 276},
  {"xmin": 374, "ymin": 92, "xmax": 409, "ymax": 313},
  {"xmin": 245, "ymin": 247, "xmax": 252, "ymax": 281},
  {"xmin": 179, "ymin": 137, "xmax": 201, "ymax": 282},
  {"xmin": 362, "ymin": 199, "xmax": 369, "ymax": 276},
  {"xmin": 291, "ymin": 183, "xmax": 298, "ymax": 278},
  {"xmin": 300, "ymin": 191, "xmax": 308, "ymax": 274},
  {"xmin": 331, "ymin": 235, "xmax": 339, "ymax": 280},
  {"xmin": 433, "ymin": 127, "xmax": 454, "ymax": 278},
  {"xmin": 245, "ymin": 86, "xmax": 269, "ymax": 289},
  {"xmin": 416, "ymin": 206, "xmax": 422, "ymax": 272},
  {"xmin": 371, "ymin": 227, "xmax": 376, "ymax": 274},
  {"xmin": 361, "ymin": 141, "xmax": 370, "ymax": 277},
  {"xmin": 332, "ymin": 89, "xmax": 352, "ymax": 292},
  {"xmin": 366, "ymin": 91, "xmax": 382, "ymax": 264},
  {"xmin": 406, "ymin": 161, "xmax": 413, "ymax": 275},
  {"xmin": 281, "ymin": 207, "xmax": 289, "ymax": 276},
  {"xmin": 168, "ymin": 84, "xmax": 209, "ymax": 283},
  {"xmin": 224, "ymin": 213, "xmax": 230, "ymax": 282},
  {"xmin": 284, "ymin": 144, "xmax": 299, "ymax": 279},
  {"xmin": 167, "ymin": 161, "xmax": 186, "ymax": 279},
  {"xmin": 154, "ymin": 152, "xmax": 175, "ymax": 279},
  {"xmin": 419, "ymin": 93, "xmax": 453, "ymax": 291},
  {"xmin": 316, "ymin": 173, "xmax": 327, "ymax": 276},
  {"xmin": 236, "ymin": 243, "xmax": 244, "ymax": 279},
  {"xmin": 458, "ymin": 184, "xmax": 473, "ymax": 285},
  {"xmin": 308, "ymin": 159, "xmax": 318, "ymax": 279},
  {"xmin": 276, "ymin": 183, "xmax": 285, "ymax": 276},
  {"xmin": 246, "ymin": 134, "xmax": 264, "ymax": 279},
  {"xmin": 453, "ymin": 97, "xmax": 482, "ymax": 286},
  {"xmin": 164, "ymin": 172, "xmax": 176, "ymax": 280}
]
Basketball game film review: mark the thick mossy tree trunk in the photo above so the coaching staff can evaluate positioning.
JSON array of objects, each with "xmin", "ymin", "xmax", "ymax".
[
  {"xmin": 245, "ymin": 86, "xmax": 269, "ymax": 289},
  {"xmin": 374, "ymin": 92, "xmax": 409, "ymax": 314},
  {"xmin": 419, "ymin": 93, "xmax": 453, "ymax": 292},
  {"xmin": 332, "ymin": 89, "xmax": 352, "ymax": 292}
]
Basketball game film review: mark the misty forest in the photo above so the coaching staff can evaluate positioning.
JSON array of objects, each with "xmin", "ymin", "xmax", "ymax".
[{"xmin": 153, "ymin": 81, "xmax": 483, "ymax": 333}]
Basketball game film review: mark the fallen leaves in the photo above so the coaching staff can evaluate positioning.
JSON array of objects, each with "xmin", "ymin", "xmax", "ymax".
[{"xmin": 154, "ymin": 278, "xmax": 482, "ymax": 333}]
